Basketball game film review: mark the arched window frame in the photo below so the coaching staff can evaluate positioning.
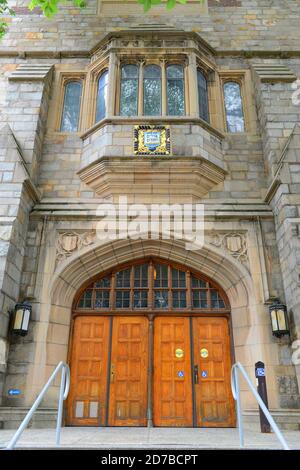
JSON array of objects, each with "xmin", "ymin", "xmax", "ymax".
[
  {"xmin": 95, "ymin": 68, "xmax": 109, "ymax": 123},
  {"xmin": 59, "ymin": 78, "xmax": 83, "ymax": 133},
  {"xmin": 222, "ymin": 78, "xmax": 246, "ymax": 133},
  {"xmin": 73, "ymin": 258, "xmax": 230, "ymax": 313}
]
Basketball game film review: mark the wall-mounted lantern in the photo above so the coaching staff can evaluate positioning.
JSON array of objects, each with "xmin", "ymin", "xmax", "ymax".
[
  {"xmin": 12, "ymin": 302, "xmax": 32, "ymax": 336},
  {"xmin": 269, "ymin": 301, "xmax": 289, "ymax": 338}
]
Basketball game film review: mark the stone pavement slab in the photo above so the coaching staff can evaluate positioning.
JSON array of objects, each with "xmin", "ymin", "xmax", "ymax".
[{"xmin": 0, "ymin": 427, "xmax": 299, "ymax": 450}]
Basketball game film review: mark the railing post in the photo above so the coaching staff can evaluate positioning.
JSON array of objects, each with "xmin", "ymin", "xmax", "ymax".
[
  {"xmin": 5, "ymin": 362, "xmax": 70, "ymax": 450},
  {"xmin": 231, "ymin": 362, "xmax": 290, "ymax": 450},
  {"xmin": 255, "ymin": 361, "xmax": 271, "ymax": 433},
  {"xmin": 56, "ymin": 366, "xmax": 66, "ymax": 446},
  {"xmin": 234, "ymin": 366, "xmax": 244, "ymax": 449}
]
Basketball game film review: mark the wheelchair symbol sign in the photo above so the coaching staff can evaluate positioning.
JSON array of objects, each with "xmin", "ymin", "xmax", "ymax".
[
  {"xmin": 177, "ymin": 371, "xmax": 184, "ymax": 378},
  {"xmin": 201, "ymin": 371, "xmax": 208, "ymax": 378},
  {"xmin": 256, "ymin": 368, "xmax": 265, "ymax": 377}
]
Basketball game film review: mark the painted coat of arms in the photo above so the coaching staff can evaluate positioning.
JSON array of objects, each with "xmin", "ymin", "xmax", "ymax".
[{"xmin": 134, "ymin": 125, "xmax": 171, "ymax": 155}]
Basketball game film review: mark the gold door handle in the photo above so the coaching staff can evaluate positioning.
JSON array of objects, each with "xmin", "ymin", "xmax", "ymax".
[{"xmin": 110, "ymin": 364, "xmax": 115, "ymax": 383}]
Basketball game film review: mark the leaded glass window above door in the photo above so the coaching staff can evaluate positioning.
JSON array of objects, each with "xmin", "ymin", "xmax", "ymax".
[{"xmin": 74, "ymin": 259, "xmax": 229, "ymax": 312}]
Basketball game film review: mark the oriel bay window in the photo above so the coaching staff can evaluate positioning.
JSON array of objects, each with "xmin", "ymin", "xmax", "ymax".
[
  {"xmin": 60, "ymin": 81, "xmax": 82, "ymax": 132},
  {"xmin": 118, "ymin": 62, "xmax": 185, "ymax": 117},
  {"xmin": 75, "ymin": 260, "xmax": 228, "ymax": 311}
]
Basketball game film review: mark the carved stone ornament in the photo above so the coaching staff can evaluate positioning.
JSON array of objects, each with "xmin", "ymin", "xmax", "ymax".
[
  {"xmin": 208, "ymin": 232, "xmax": 248, "ymax": 266},
  {"xmin": 56, "ymin": 231, "xmax": 96, "ymax": 265}
]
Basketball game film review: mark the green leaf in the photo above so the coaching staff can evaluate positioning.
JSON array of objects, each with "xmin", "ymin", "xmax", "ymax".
[
  {"xmin": 73, "ymin": 0, "xmax": 87, "ymax": 8},
  {"xmin": 143, "ymin": 0, "xmax": 152, "ymax": 12},
  {"xmin": 166, "ymin": 0, "xmax": 176, "ymax": 10},
  {"xmin": 28, "ymin": 0, "xmax": 38, "ymax": 9}
]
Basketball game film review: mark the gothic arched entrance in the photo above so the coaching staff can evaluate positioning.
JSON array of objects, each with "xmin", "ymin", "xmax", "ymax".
[{"xmin": 66, "ymin": 258, "xmax": 235, "ymax": 427}]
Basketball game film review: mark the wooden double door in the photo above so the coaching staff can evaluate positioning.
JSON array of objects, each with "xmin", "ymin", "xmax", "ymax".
[{"xmin": 67, "ymin": 315, "xmax": 235, "ymax": 427}]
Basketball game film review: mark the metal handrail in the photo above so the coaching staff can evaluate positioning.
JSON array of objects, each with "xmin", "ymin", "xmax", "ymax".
[
  {"xmin": 231, "ymin": 362, "xmax": 289, "ymax": 450},
  {"xmin": 5, "ymin": 361, "xmax": 70, "ymax": 450}
]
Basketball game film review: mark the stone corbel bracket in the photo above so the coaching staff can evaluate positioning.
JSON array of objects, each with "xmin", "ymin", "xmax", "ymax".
[
  {"xmin": 8, "ymin": 63, "xmax": 54, "ymax": 82},
  {"xmin": 251, "ymin": 64, "xmax": 296, "ymax": 83}
]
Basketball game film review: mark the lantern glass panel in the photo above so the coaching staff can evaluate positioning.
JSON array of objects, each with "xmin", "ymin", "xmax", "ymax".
[
  {"xmin": 22, "ymin": 309, "xmax": 30, "ymax": 331},
  {"xmin": 277, "ymin": 308, "xmax": 287, "ymax": 330},
  {"xmin": 270, "ymin": 309, "xmax": 279, "ymax": 332},
  {"xmin": 14, "ymin": 308, "xmax": 23, "ymax": 330}
]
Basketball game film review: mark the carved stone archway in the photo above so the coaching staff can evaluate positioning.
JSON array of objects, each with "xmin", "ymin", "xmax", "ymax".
[{"xmin": 25, "ymin": 237, "xmax": 270, "ymax": 410}]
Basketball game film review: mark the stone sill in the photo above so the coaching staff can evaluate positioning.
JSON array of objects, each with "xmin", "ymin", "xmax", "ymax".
[{"xmin": 80, "ymin": 116, "xmax": 225, "ymax": 141}]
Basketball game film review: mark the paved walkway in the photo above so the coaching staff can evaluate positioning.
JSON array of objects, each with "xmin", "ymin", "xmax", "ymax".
[{"xmin": 0, "ymin": 426, "xmax": 299, "ymax": 450}]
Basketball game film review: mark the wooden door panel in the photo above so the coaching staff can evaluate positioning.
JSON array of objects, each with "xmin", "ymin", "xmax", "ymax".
[
  {"xmin": 154, "ymin": 317, "xmax": 193, "ymax": 427},
  {"xmin": 67, "ymin": 316, "xmax": 110, "ymax": 426},
  {"xmin": 192, "ymin": 317, "xmax": 235, "ymax": 427},
  {"xmin": 108, "ymin": 316, "xmax": 148, "ymax": 426}
]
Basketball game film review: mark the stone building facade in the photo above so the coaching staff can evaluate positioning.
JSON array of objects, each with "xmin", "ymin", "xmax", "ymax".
[{"xmin": 0, "ymin": 0, "xmax": 300, "ymax": 429}]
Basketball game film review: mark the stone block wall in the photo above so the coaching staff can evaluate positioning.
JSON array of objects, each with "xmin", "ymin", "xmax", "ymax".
[
  {"xmin": 0, "ymin": 125, "xmax": 38, "ymax": 404},
  {"xmin": 0, "ymin": 0, "xmax": 300, "ymax": 419},
  {"xmin": 252, "ymin": 60, "xmax": 300, "ymax": 396},
  {"xmin": 1, "ymin": 0, "xmax": 300, "ymax": 52}
]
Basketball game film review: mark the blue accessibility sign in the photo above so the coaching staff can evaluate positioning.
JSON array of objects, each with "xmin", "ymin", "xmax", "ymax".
[
  {"xmin": 201, "ymin": 371, "xmax": 208, "ymax": 378},
  {"xmin": 177, "ymin": 371, "xmax": 184, "ymax": 378},
  {"xmin": 256, "ymin": 368, "xmax": 265, "ymax": 377},
  {"xmin": 8, "ymin": 389, "xmax": 21, "ymax": 396}
]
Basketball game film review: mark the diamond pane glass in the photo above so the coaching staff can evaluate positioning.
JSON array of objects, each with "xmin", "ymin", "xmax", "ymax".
[
  {"xmin": 115, "ymin": 290, "xmax": 130, "ymax": 308},
  {"xmin": 116, "ymin": 268, "xmax": 131, "ymax": 288},
  {"xmin": 120, "ymin": 65, "xmax": 138, "ymax": 116},
  {"xmin": 95, "ymin": 70, "xmax": 108, "ymax": 122},
  {"xmin": 95, "ymin": 290, "xmax": 110, "ymax": 308},
  {"xmin": 154, "ymin": 290, "xmax": 168, "ymax": 309},
  {"xmin": 133, "ymin": 290, "xmax": 148, "ymax": 308},
  {"xmin": 60, "ymin": 81, "xmax": 82, "ymax": 132},
  {"xmin": 224, "ymin": 81, "xmax": 245, "ymax": 133},
  {"xmin": 173, "ymin": 290, "xmax": 186, "ymax": 308},
  {"xmin": 167, "ymin": 65, "xmax": 185, "ymax": 116},
  {"xmin": 143, "ymin": 65, "xmax": 161, "ymax": 116}
]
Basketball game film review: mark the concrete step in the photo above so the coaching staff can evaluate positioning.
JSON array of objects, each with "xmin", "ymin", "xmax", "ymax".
[
  {"xmin": 1, "ymin": 407, "xmax": 299, "ymax": 430},
  {"xmin": 0, "ymin": 427, "xmax": 299, "ymax": 450}
]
